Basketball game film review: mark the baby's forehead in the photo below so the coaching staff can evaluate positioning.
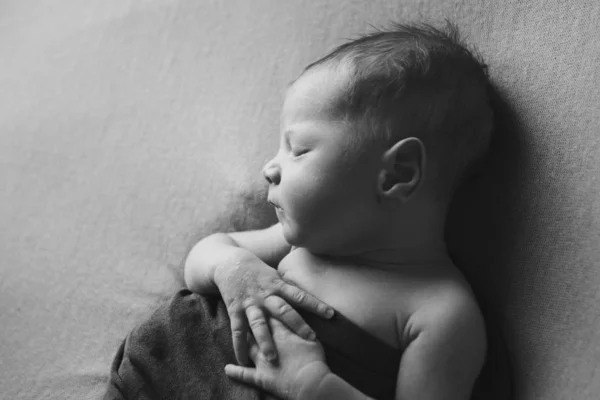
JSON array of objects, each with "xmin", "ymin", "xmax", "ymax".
[{"xmin": 282, "ymin": 64, "xmax": 351, "ymax": 124}]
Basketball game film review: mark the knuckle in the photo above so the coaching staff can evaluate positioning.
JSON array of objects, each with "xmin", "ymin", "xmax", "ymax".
[
  {"xmin": 239, "ymin": 369, "xmax": 248, "ymax": 381},
  {"xmin": 294, "ymin": 290, "xmax": 307, "ymax": 303},
  {"xmin": 256, "ymin": 285, "xmax": 272, "ymax": 297},
  {"xmin": 231, "ymin": 329, "xmax": 246, "ymax": 339},
  {"xmin": 242, "ymin": 297, "xmax": 255, "ymax": 309},
  {"xmin": 249, "ymin": 318, "xmax": 267, "ymax": 331},
  {"xmin": 227, "ymin": 301, "xmax": 243, "ymax": 314},
  {"xmin": 277, "ymin": 302, "xmax": 293, "ymax": 316},
  {"xmin": 245, "ymin": 304, "xmax": 264, "ymax": 320},
  {"xmin": 271, "ymin": 277, "xmax": 286, "ymax": 289},
  {"xmin": 264, "ymin": 293, "xmax": 283, "ymax": 307}
]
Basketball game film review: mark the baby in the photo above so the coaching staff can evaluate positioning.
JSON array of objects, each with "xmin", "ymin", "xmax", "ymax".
[{"xmin": 185, "ymin": 22, "xmax": 493, "ymax": 400}]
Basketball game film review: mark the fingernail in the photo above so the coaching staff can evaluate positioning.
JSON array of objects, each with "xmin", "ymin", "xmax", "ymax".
[
  {"xmin": 265, "ymin": 352, "xmax": 277, "ymax": 362},
  {"xmin": 325, "ymin": 308, "xmax": 334, "ymax": 318},
  {"xmin": 307, "ymin": 331, "xmax": 316, "ymax": 341}
]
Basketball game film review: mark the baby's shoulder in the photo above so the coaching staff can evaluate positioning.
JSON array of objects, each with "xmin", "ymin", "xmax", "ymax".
[
  {"xmin": 405, "ymin": 272, "xmax": 486, "ymax": 351},
  {"xmin": 411, "ymin": 266, "xmax": 481, "ymax": 320}
]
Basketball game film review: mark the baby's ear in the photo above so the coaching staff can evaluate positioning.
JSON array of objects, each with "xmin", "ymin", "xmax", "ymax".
[{"xmin": 377, "ymin": 137, "xmax": 425, "ymax": 202}]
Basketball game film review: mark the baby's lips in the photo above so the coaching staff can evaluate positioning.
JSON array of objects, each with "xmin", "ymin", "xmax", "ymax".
[{"xmin": 267, "ymin": 199, "xmax": 282, "ymax": 210}]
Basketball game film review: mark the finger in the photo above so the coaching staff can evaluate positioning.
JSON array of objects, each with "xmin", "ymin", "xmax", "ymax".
[
  {"xmin": 268, "ymin": 317, "xmax": 293, "ymax": 334},
  {"xmin": 278, "ymin": 282, "xmax": 335, "ymax": 319},
  {"xmin": 224, "ymin": 364, "xmax": 273, "ymax": 393},
  {"xmin": 229, "ymin": 311, "xmax": 249, "ymax": 366},
  {"xmin": 248, "ymin": 341, "xmax": 260, "ymax": 365},
  {"xmin": 247, "ymin": 335, "xmax": 260, "ymax": 365},
  {"xmin": 224, "ymin": 364, "xmax": 258, "ymax": 385},
  {"xmin": 245, "ymin": 305, "xmax": 277, "ymax": 362},
  {"xmin": 264, "ymin": 295, "xmax": 316, "ymax": 341},
  {"xmin": 268, "ymin": 317, "xmax": 304, "ymax": 340}
]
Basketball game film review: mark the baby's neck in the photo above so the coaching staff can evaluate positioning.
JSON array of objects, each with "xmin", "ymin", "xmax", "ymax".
[
  {"xmin": 326, "ymin": 239, "xmax": 451, "ymax": 271},
  {"xmin": 323, "ymin": 205, "xmax": 451, "ymax": 270}
]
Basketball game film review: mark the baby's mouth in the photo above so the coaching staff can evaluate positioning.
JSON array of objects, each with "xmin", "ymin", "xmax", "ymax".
[{"xmin": 268, "ymin": 200, "xmax": 283, "ymax": 211}]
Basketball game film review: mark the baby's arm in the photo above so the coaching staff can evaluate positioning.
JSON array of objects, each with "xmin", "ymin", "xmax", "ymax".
[
  {"xmin": 184, "ymin": 223, "xmax": 334, "ymax": 365},
  {"xmin": 394, "ymin": 290, "xmax": 486, "ymax": 400},
  {"xmin": 184, "ymin": 223, "xmax": 291, "ymax": 293}
]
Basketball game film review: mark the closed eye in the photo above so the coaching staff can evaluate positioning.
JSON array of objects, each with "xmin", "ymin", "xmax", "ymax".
[{"xmin": 291, "ymin": 148, "xmax": 309, "ymax": 157}]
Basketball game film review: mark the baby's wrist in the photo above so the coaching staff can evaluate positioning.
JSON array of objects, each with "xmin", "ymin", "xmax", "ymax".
[
  {"xmin": 212, "ymin": 261, "xmax": 235, "ymax": 292},
  {"xmin": 212, "ymin": 247, "xmax": 257, "ymax": 288}
]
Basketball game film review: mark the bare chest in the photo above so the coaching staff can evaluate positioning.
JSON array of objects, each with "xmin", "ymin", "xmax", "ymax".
[{"xmin": 277, "ymin": 249, "xmax": 406, "ymax": 350}]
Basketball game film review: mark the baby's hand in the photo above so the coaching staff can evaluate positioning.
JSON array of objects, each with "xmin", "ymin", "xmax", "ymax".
[
  {"xmin": 213, "ymin": 259, "xmax": 334, "ymax": 366},
  {"xmin": 225, "ymin": 318, "xmax": 329, "ymax": 400}
]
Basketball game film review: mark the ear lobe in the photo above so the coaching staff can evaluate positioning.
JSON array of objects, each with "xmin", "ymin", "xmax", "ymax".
[{"xmin": 377, "ymin": 137, "xmax": 425, "ymax": 202}]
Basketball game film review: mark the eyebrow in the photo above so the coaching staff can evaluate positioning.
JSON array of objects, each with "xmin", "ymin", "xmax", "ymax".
[{"xmin": 283, "ymin": 127, "xmax": 321, "ymax": 146}]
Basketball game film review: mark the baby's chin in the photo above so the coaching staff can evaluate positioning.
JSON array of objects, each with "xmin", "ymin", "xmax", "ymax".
[
  {"xmin": 280, "ymin": 222, "xmax": 338, "ymax": 255},
  {"xmin": 280, "ymin": 221, "xmax": 303, "ymax": 247},
  {"xmin": 280, "ymin": 219, "xmax": 319, "ymax": 250}
]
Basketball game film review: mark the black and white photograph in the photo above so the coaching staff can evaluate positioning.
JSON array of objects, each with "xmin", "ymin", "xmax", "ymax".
[{"xmin": 1, "ymin": 1, "xmax": 599, "ymax": 399}]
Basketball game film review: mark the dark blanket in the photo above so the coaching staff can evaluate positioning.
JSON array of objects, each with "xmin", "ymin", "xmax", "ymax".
[{"xmin": 104, "ymin": 289, "xmax": 402, "ymax": 400}]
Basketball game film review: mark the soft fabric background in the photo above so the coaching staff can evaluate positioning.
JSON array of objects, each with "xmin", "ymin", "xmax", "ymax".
[{"xmin": 1, "ymin": 0, "xmax": 599, "ymax": 399}]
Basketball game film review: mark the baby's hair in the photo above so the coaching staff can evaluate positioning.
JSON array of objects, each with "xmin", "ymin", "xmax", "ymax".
[{"xmin": 303, "ymin": 21, "xmax": 494, "ymax": 200}]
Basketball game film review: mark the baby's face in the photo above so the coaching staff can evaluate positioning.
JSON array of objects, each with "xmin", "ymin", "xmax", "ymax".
[{"xmin": 263, "ymin": 66, "xmax": 382, "ymax": 254}]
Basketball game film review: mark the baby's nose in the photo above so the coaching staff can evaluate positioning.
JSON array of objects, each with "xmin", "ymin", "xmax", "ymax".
[{"xmin": 262, "ymin": 160, "xmax": 281, "ymax": 185}]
